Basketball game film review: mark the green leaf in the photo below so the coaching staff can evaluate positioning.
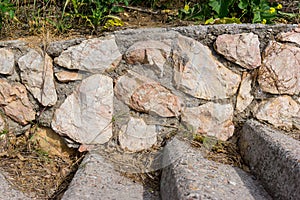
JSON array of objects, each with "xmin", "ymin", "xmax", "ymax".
[
  {"xmin": 124, "ymin": 0, "xmax": 129, "ymax": 6},
  {"xmin": 238, "ymin": 0, "xmax": 248, "ymax": 9},
  {"xmin": 9, "ymin": 9, "xmax": 14, "ymax": 18},
  {"xmin": 209, "ymin": 0, "xmax": 221, "ymax": 15},
  {"xmin": 209, "ymin": 0, "xmax": 235, "ymax": 18},
  {"xmin": 111, "ymin": 6, "xmax": 124, "ymax": 13},
  {"xmin": 205, "ymin": 17, "xmax": 215, "ymax": 24},
  {"xmin": 252, "ymin": 11, "xmax": 261, "ymax": 23},
  {"xmin": 278, "ymin": 11, "xmax": 298, "ymax": 18}
]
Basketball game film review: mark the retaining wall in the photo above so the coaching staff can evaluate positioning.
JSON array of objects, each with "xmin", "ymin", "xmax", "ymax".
[{"xmin": 0, "ymin": 23, "xmax": 299, "ymax": 154}]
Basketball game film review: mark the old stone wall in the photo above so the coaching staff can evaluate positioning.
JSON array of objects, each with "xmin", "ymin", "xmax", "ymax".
[{"xmin": 0, "ymin": 24, "xmax": 299, "ymax": 154}]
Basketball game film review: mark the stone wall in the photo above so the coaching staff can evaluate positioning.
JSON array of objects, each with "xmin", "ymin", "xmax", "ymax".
[{"xmin": 0, "ymin": 24, "xmax": 299, "ymax": 154}]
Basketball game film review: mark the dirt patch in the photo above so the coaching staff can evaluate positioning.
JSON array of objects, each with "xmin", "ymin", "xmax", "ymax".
[{"xmin": 0, "ymin": 126, "xmax": 84, "ymax": 199}]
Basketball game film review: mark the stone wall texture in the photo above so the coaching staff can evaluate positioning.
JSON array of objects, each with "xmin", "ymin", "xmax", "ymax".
[{"xmin": 0, "ymin": 24, "xmax": 299, "ymax": 152}]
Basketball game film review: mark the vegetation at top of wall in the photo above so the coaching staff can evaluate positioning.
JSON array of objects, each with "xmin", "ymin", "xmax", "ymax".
[
  {"xmin": 0, "ymin": 0, "xmax": 299, "ymax": 37},
  {"xmin": 0, "ymin": 0, "xmax": 14, "ymax": 29},
  {"xmin": 178, "ymin": 0, "xmax": 297, "ymax": 24},
  {"xmin": 61, "ymin": 0, "xmax": 128, "ymax": 29}
]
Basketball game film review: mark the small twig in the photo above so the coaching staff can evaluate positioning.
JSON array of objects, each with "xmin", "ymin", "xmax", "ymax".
[{"xmin": 114, "ymin": 4, "xmax": 159, "ymax": 15}]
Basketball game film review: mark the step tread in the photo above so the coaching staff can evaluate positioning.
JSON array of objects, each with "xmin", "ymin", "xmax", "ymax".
[
  {"xmin": 161, "ymin": 141, "xmax": 272, "ymax": 200},
  {"xmin": 62, "ymin": 151, "xmax": 160, "ymax": 200}
]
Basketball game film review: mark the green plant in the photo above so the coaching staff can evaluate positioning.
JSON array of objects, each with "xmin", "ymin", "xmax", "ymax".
[
  {"xmin": 207, "ymin": 0, "xmax": 282, "ymax": 24},
  {"xmin": 63, "ymin": 0, "xmax": 128, "ymax": 29},
  {"xmin": 0, "ymin": 129, "xmax": 8, "ymax": 136},
  {"xmin": 46, "ymin": 17, "xmax": 71, "ymax": 33},
  {"xmin": 0, "ymin": 0, "xmax": 15, "ymax": 29},
  {"xmin": 277, "ymin": 4, "xmax": 300, "ymax": 23},
  {"xmin": 205, "ymin": 16, "xmax": 241, "ymax": 24},
  {"xmin": 193, "ymin": 134, "xmax": 218, "ymax": 150},
  {"xmin": 238, "ymin": 0, "xmax": 279, "ymax": 23},
  {"xmin": 178, "ymin": 3, "xmax": 207, "ymax": 21},
  {"xmin": 209, "ymin": 0, "xmax": 235, "ymax": 18}
]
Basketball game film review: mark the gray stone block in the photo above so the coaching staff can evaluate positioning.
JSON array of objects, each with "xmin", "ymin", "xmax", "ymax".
[
  {"xmin": 160, "ymin": 141, "xmax": 271, "ymax": 200},
  {"xmin": 239, "ymin": 119, "xmax": 300, "ymax": 200},
  {"xmin": 62, "ymin": 151, "xmax": 160, "ymax": 200}
]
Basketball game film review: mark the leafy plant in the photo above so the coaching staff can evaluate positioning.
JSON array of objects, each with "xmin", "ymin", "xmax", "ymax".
[
  {"xmin": 209, "ymin": 0, "xmax": 235, "ymax": 18},
  {"xmin": 46, "ymin": 17, "xmax": 71, "ymax": 33},
  {"xmin": 0, "ymin": 129, "xmax": 8, "ymax": 136},
  {"xmin": 207, "ymin": 0, "xmax": 282, "ymax": 24},
  {"xmin": 178, "ymin": 3, "xmax": 210, "ymax": 21},
  {"xmin": 0, "ymin": 0, "xmax": 15, "ymax": 29},
  {"xmin": 63, "ymin": 0, "xmax": 128, "ymax": 29},
  {"xmin": 193, "ymin": 134, "xmax": 218, "ymax": 149},
  {"xmin": 205, "ymin": 17, "xmax": 241, "ymax": 24}
]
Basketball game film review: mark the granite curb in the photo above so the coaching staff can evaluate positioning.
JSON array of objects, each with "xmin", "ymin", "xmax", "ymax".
[
  {"xmin": 61, "ymin": 151, "xmax": 160, "ymax": 200},
  {"xmin": 239, "ymin": 119, "xmax": 300, "ymax": 200},
  {"xmin": 160, "ymin": 141, "xmax": 271, "ymax": 200}
]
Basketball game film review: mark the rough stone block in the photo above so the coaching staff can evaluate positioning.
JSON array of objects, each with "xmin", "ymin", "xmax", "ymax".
[
  {"xmin": 239, "ymin": 119, "xmax": 300, "ymax": 200},
  {"xmin": 161, "ymin": 141, "xmax": 271, "ymax": 200},
  {"xmin": 62, "ymin": 151, "xmax": 159, "ymax": 200}
]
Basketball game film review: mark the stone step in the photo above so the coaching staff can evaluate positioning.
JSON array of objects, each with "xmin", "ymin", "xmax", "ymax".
[
  {"xmin": 61, "ymin": 151, "xmax": 160, "ymax": 200},
  {"xmin": 160, "ymin": 141, "xmax": 272, "ymax": 200},
  {"xmin": 239, "ymin": 119, "xmax": 300, "ymax": 200}
]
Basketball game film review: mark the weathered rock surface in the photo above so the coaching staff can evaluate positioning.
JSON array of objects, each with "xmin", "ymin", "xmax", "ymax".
[
  {"xmin": 46, "ymin": 38, "xmax": 85, "ymax": 57},
  {"xmin": 258, "ymin": 41, "xmax": 300, "ymax": 95},
  {"xmin": 173, "ymin": 34, "xmax": 241, "ymax": 100},
  {"xmin": 0, "ymin": 40, "xmax": 27, "ymax": 48},
  {"xmin": 62, "ymin": 151, "xmax": 160, "ymax": 200},
  {"xmin": 52, "ymin": 74, "xmax": 113, "ymax": 146},
  {"xmin": 181, "ymin": 102, "xmax": 234, "ymax": 141},
  {"xmin": 254, "ymin": 95, "xmax": 300, "ymax": 129},
  {"xmin": 236, "ymin": 72, "xmax": 254, "ymax": 112},
  {"xmin": 54, "ymin": 36, "xmax": 122, "ymax": 73},
  {"xmin": 215, "ymin": 33, "xmax": 261, "ymax": 69},
  {"xmin": 277, "ymin": 28, "xmax": 300, "ymax": 45},
  {"xmin": 0, "ymin": 79, "xmax": 36, "ymax": 125},
  {"xmin": 119, "ymin": 117, "xmax": 157, "ymax": 152},
  {"xmin": 161, "ymin": 141, "xmax": 272, "ymax": 200},
  {"xmin": 115, "ymin": 70, "xmax": 181, "ymax": 117},
  {"xmin": 0, "ymin": 115, "xmax": 5, "ymax": 132},
  {"xmin": 240, "ymin": 120, "xmax": 300, "ymax": 200},
  {"xmin": 5, "ymin": 118, "xmax": 31, "ymax": 136},
  {"xmin": 55, "ymin": 71, "xmax": 82, "ymax": 83},
  {"xmin": 124, "ymin": 40, "xmax": 171, "ymax": 77},
  {"xmin": 18, "ymin": 49, "xmax": 57, "ymax": 106},
  {"xmin": 0, "ymin": 48, "xmax": 15, "ymax": 75},
  {"xmin": 0, "ymin": 172, "xmax": 31, "ymax": 200}
]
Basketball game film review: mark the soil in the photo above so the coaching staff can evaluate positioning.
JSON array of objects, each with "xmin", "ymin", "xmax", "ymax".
[
  {"xmin": 0, "ymin": 1, "xmax": 299, "ymax": 199},
  {"xmin": 0, "ymin": 126, "xmax": 84, "ymax": 199}
]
